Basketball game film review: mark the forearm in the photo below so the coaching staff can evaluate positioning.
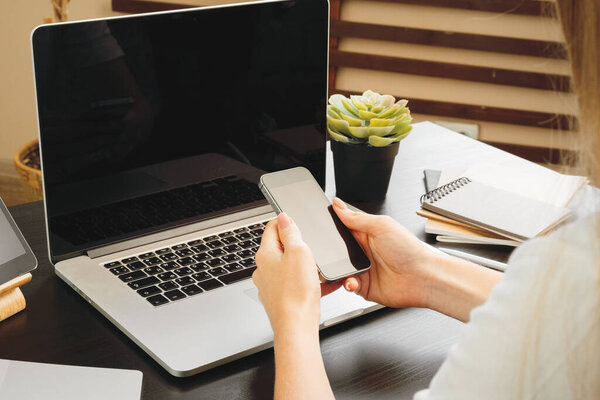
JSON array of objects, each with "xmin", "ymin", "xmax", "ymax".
[
  {"xmin": 424, "ymin": 254, "xmax": 503, "ymax": 322},
  {"xmin": 273, "ymin": 318, "xmax": 334, "ymax": 400}
]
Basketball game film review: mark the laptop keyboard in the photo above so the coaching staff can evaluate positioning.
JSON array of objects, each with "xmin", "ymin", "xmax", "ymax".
[
  {"xmin": 52, "ymin": 176, "xmax": 264, "ymax": 246},
  {"xmin": 102, "ymin": 220, "xmax": 268, "ymax": 306}
]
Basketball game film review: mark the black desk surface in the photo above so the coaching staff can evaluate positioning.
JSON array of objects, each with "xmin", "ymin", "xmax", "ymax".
[{"xmin": 0, "ymin": 122, "xmax": 534, "ymax": 399}]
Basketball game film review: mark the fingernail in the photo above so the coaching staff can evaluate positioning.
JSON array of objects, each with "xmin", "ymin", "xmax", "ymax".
[
  {"xmin": 333, "ymin": 197, "xmax": 347, "ymax": 209},
  {"xmin": 278, "ymin": 212, "xmax": 291, "ymax": 229}
]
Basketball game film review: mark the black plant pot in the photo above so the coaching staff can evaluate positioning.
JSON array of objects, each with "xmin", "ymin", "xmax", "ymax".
[{"xmin": 331, "ymin": 139, "xmax": 399, "ymax": 202}]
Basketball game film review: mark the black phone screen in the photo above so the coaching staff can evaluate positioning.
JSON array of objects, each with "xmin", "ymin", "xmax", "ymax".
[{"xmin": 267, "ymin": 178, "xmax": 370, "ymax": 280}]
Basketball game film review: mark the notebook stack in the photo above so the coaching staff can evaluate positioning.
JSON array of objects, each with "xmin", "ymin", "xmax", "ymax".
[{"xmin": 418, "ymin": 165, "xmax": 588, "ymax": 246}]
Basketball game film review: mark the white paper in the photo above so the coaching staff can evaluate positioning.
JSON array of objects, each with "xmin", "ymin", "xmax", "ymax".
[{"xmin": 439, "ymin": 163, "xmax": 587, "ymax": 208}]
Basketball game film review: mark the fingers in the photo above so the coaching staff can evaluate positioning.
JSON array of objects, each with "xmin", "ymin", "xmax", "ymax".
[
  {"xmin": 276, "ymin": 213, "xmax": 306, "ymax": 251},
  {"xmin": 255, "ymin": 219, "xmax": 283, "ymax": 265},
  {"xmin": 332, "ymin": 197, "xmax": 379, "ymax": 233},
  {"xmin": 260, "ymin": 219, "xmax": 282, "ymax": 251},
  {"xmin": 321, "ymin": 281, "xmax": 342, "ymax": 297}
]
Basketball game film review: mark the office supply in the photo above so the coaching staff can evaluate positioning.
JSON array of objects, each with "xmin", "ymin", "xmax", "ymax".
[
  {"xmin": 31, "ymin": 0, "xmax": 380, "ymax": 377},
  {"xmin": 420, "ymin": 178, "xmax": 572, "ymax": 242},
  {"xmin": 423, "ymin": 169, "xmax": 441, "ymax": 192},
  {"xmin": 418, "ymin": 208, "xmax": 477, "ymax": 229},
  {"xmin": 438, "ymin": 164, "xmax": 588, "ymax": 208},
  {"xmin": 438, "ymin": 248, "xmax": 507, "ymax": 272},
  {"xmin": 0, "ymin": 359, "xmax": 142, "ymax": 400},
  {"xmin": 418, "ymin": 209, "xmax": 520, "ymax": 246},
  {"xmin": 423, "ymin": 164, "xmax": 588, "ymax": 245},
  {"xmin": 417, "ymin": 163, "xmax": 588, "ymax": 246},
  {"xmin": 426, "ymin": 218, "xmax": 520, "ymax": 247}
]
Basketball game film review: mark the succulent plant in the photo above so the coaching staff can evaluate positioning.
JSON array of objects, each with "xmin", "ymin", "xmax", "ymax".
[{"xmin": 327, "ymin": 90, "xmax": 412, "ymax": 147}]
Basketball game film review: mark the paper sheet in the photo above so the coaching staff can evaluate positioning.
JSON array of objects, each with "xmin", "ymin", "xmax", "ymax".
[{"xmin": 438, "ymin": 163, "xmax": 588, "ymax": 208}]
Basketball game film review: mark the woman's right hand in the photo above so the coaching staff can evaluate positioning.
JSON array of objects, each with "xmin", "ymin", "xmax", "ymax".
[{"xmin": 332, "ymin": 197, "xmax": 441, "ymax": 309}]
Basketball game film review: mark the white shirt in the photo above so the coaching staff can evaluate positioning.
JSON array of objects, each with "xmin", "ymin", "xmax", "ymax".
[{"xmin": 415, "ymin": 208, "xmax": 600, "ymax": 399}]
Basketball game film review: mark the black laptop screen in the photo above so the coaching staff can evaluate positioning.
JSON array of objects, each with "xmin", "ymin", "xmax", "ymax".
[{"xmin": 32, "ymin": 0, "xmax": 328, "ymax": 259}]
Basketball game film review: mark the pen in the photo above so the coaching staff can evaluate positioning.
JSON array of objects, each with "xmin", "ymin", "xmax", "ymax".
[{"xmin": 438, "ymin": 247, "xmax": 507, "ymax": 272}]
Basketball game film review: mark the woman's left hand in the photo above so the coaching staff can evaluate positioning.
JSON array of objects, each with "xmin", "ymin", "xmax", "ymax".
[{"xmin": 253, "ymin": 213, "xmax": 341, "ymax": 333}]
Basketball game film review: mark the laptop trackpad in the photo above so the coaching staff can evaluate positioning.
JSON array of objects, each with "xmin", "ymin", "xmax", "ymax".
[{"xmin": 244, "ymin": 287, "xmax": 261, "ymax": 304}]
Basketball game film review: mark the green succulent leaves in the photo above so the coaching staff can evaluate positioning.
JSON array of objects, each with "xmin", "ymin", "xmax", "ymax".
[{"xmin": 327, "ymin": 90, "xmax": 412, "ymax": 147}]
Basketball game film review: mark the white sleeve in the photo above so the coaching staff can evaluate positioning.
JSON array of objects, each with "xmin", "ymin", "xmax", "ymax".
[{"xmin": 413, "ymin": 216, "xmax": 599, "ymax": 400}]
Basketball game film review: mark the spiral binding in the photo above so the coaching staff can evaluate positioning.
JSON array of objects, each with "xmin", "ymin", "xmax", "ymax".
[{"xmin": 420, "ymin": 177, "xmax": 471, "ymax": 205}]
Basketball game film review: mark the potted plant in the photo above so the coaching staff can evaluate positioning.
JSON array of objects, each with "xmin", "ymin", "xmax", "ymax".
[{"xmin": 327, "ymin": 90, "xmax": 412, "ymax": 201}]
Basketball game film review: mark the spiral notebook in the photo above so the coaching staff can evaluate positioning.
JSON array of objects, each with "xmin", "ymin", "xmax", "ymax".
[{"xmin": 420, "ymin": 178, "xmax": 572, "ymax": 242}]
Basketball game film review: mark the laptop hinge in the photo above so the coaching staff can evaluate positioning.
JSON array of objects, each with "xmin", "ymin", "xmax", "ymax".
[{"xmin": 86, "ymin": 205, "xmax": 274, "ymax": 259}]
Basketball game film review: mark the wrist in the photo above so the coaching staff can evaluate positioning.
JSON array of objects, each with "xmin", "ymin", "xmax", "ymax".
[
  {"xmin": 422, "ymin": 253, "xmax": 503, "ymax": 322},
  {"xmin": 403, "ymin": 251, "xmax": 444, "ymax": 309},
  {"xmin": 420, "ymin": 253, "xmax": 450, "ymax": 310},
  {"xmin": 271, "ymin": 310, "xmax": 333, "ymax": 400},
  {"xmin": 272, "ymin": 305, "xmax": 320, "ymax": 338},
  {"xmin": 273, "ymin": 315, "xmax": 320, "ymax": 349}
]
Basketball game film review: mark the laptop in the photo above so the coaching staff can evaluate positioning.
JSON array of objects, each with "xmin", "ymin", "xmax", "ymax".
[
  {"xmin": 31, "ymin": 0, "xmax": 381, "ymax": 376},
  {"xmin": 0, "ymin": 359, "xmax": 142, "ymax": 400}
]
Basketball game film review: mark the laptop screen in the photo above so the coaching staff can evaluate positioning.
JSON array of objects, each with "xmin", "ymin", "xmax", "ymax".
[{"xmin": 32, "ymin": 0, "xmax": 328, "ymax": 259}]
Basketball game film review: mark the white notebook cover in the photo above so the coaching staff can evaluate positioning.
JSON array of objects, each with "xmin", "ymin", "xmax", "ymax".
[{"xmin": 422, "ymin": 179, "xmax": 572, "ymax": 241}]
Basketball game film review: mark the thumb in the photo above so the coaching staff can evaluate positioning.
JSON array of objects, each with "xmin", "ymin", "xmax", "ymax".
[
  {"xmin": 276, "ymin": 213, "xmax": 305, "ymax": 249},
  {"xmin": 343, "ymin": 276, "xmax": 361, "ymax": 293},
  {"xmin": 332, "ymin": 197, "xmax": 376, "ymax": 233}
]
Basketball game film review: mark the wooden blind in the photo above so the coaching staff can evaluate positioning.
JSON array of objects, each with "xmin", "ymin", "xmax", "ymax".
[{"xmin": 329, "ymin": 0, "xmax": 577, "ymax": 163}]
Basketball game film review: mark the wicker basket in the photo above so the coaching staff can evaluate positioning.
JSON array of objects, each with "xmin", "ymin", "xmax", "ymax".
[{"xmin": 14, "ymin": 139, "xmax": 43, "ymax": 202}]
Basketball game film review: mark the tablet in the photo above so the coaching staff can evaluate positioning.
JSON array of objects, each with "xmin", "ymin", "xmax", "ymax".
[{"xmin": 0, "ymin": 198, "xmax": 37, "ymax": 285}]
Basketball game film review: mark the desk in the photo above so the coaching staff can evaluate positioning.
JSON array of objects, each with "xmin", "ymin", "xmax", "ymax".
[{"xmin": 0, "ymin": 122, "xmax": 537, "ymax": 399}]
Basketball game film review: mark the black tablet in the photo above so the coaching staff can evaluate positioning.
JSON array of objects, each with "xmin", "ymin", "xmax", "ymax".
[{"xmin": 0, "ymin": 198, "xmax": 37, "ymax": 284}]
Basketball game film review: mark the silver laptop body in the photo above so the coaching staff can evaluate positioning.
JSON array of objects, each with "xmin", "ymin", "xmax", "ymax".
[
  {"xmin": 0, "ymin": 359, "xmax": 142, "ymax": 400},
  {"xmin": 31, "ymin": 0, "xmax": 380, "ymax": 377}
]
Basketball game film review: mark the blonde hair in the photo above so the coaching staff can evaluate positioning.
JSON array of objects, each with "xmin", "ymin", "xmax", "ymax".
[
  {"xmin": 517, "ymin": 2, "xmax": 600, "ymax": 398},
  {"xmin": 555, "ymin": 0, "xmax": 600, "ymax": 185},
  {"xmin": 559, "ymin": 2, "xmax": 599, "ymax": 397}
]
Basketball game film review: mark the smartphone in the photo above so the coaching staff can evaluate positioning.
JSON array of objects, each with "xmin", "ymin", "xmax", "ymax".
[{"xmin": 259, "ymin": 167, "xmax": 370, "ymax": 282}]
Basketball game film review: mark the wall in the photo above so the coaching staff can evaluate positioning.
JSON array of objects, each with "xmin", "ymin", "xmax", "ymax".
[{"xmin": 1, "ymin": 1, "xmax": 121, "ymax": 163}]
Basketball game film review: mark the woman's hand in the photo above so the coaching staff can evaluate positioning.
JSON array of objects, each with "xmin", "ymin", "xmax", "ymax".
[
  {"xmin": 253, "ymin": 213, "xmax": 330, "ymax": 333},
  {"xmin": 253, "ymin": 213, "xmax": 337, "ymax": 400},
  {"xmin": 333, "ymin": 198, "xmax": 440, "ymax": 309},
  {"xmin": 334, "ymin": 198, "xmax": 503, "ymax": 321}
]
